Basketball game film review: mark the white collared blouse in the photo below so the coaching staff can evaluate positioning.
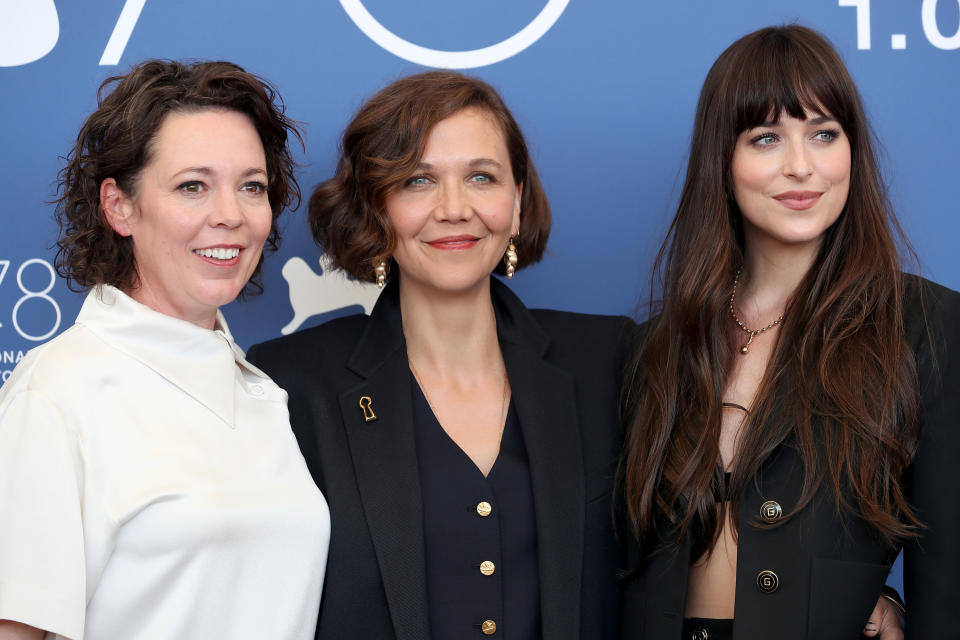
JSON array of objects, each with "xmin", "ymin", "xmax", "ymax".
[{"xmin": 0, "ymin": 286, "xmax": 329, "ymax": 640}]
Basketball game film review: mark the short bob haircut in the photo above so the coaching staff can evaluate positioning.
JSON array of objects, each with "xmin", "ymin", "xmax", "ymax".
[
  {"xmin": 55, "ymin": 59, "xmax": 302, "ymax": 296},
  {"xmin": 309, "ymin": 70, "xmax": 550, "ymax": 282}
]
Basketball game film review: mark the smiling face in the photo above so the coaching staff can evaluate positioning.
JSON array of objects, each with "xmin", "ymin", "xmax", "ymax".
[
  {"xmin": 731, "ymin": 108, "xmax": 851, "ymax": 255},
  {"xmin": 383, "ymin": 107, "xmax": 521, "ymax": 296},
  {"xmin": 104, "ymin": 109, "xmax": 272, "ymax": 328}
]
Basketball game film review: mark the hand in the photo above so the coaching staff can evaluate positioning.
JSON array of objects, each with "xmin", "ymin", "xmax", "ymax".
[
  {"xmin": 862, "ymin": 595, "xmax": 904, "ymax": 639},
  {"xmin": 0, "ymin": 620, "xmax": 45, "ymax": 640}
]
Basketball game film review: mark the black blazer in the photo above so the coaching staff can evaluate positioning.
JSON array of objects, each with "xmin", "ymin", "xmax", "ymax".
[
  {"xmin": 248, "ymin": 278, "xmax": 634, "ymax": 640},
  {"xmin": 619, "ymin": 276, "xmax": 960, "ymax": 639}
]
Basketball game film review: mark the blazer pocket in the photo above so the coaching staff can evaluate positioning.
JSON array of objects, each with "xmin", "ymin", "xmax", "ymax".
[{"xmin": 807, "ymin": 557, "xmax": 890, "ymax": 640}]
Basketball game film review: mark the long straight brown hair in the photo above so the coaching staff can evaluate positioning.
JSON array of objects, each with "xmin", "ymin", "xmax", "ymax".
[{"xmin": 622, "ymin": 25, "xmax": 922, "ymax": 554}]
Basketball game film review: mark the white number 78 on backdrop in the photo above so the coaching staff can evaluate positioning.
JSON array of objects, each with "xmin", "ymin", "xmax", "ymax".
[{"xmin": 0, "ymin": 259, "xmax": 63, "ymax": 342}]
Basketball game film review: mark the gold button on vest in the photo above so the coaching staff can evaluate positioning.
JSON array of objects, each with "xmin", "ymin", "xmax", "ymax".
[
  {"xmin": 476, "ymin": 501, "xmax": 492, "ymax": 517},
  {"xmin": 479, "ymin": 560, "xmax": 496, "ymax": 576},
  {"xmin": 481, "ymin": 619, "xmax": 497, "ymax": 635}
]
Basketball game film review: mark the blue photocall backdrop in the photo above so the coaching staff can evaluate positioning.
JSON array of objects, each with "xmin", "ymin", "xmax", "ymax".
[{"xmin": 3, "ymin": 0, "xmax": 959, "ymax": 599}]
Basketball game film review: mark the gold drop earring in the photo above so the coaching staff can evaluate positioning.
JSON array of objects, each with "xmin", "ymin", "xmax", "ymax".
[
  {"xmin": 503, "ymin": 237, "xmax": 518, "ymax": 279},
  {"xmin": 374, "ymin": 259, "xmax": 388, "ymax": 289}
]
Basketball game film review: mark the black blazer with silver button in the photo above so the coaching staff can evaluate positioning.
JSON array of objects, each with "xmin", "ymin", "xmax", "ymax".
[
  {"xmin": 618, "ymin": 275, "xmax": 960, "ymax": 639},
  {"xmin": 247, "ymin": 277, "xmax": 635, "ymax": 640}
]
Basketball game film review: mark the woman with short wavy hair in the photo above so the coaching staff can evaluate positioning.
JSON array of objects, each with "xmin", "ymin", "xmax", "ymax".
[
  {"xmin": 0, "ymin": 59, "xmax": 329, "ymax": 640},
  {"xmin": 249, "ymin": 70, "xmax": 630, "ymax": 640}
]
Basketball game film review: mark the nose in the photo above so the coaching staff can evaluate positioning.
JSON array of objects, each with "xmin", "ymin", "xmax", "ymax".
[
  {"xmin": 783, "ymin": 141, "xmax": 813, "ymax": 180},
  {"xmin": 209, "ymin": 189, "xmax": 244, "ymax": 228},
  {"xmin": 434, "ymin": 181, "xmax": 473, "ymax": 222}
]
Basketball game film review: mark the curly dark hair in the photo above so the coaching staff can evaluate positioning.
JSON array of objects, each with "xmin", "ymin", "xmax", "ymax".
[
  {"xmin": 54, "ymin": 59, "xmax": 303, "ymax": 295},
  {"xmin": 309, "ymin": 70, "xmax": 551, "ymax": 283}
]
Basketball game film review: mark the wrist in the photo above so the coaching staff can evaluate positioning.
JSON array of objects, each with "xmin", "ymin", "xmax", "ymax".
[{"xmin": 880, "ymin": 584, "xmax": 906, "ymax": 626}]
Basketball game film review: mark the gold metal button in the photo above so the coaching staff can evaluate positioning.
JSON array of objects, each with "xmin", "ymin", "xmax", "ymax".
[
  {"xmin": 481, "ymin": 619, "xmax": 497, "ymax": 635},
  {"xmin": 760, "ymin": 500, "xmax": 783, "ymax": 522},
  {"xmin": 756, "ymin": 569, "xmax": 779, "ymax": 593},
  {"xmin": 480, "ymin": 560, "xmax": 496, "ymax": 576},
  {"xmin": 692, "ymin": 627, "xmax": 709, "ymax": 640},
  {"xmin": 476, "ymin": 501, "xmax": 492, "ymax": 517}
]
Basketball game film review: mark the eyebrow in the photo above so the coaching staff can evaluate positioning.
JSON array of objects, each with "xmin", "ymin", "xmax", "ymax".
[
  {"xmin": 415, "ymin": 158, "xmax": 506, "ymax": 171},
  {"xmin": 171, "ymin": 166, "xmax": 267, "ymax": 179},
  {"xmin": 756, "ymin": 115, "xmax": 837, "ymax": 127},
  {"xmin": 468, "ymin": 158, "xmax": 505, "ymax": 170}
]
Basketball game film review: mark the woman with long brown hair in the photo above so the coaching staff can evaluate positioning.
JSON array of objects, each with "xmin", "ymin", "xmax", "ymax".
[{"xmin": 619, "ymin": 25, "xmax": 960, "ymax": 639}]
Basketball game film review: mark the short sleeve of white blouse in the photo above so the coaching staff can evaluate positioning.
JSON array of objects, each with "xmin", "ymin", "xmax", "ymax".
[{"xmin": 0, "ymin": 286, "xmax": 330, "ymax": 640}]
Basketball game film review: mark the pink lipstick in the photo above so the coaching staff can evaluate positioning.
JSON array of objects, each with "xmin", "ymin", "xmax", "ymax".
[
  {"xmin": 193, "ymin": 245, "xmax": 243, "ymax": 266},
  {"xmin": 773, "ymin": 190, "xmax": 822, "ymax": 211},
  {"xmin": 426, "ymin": 235, "xmax": 480, "ymax": 250}
]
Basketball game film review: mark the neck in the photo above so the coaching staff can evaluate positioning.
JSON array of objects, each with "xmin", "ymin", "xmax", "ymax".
[
  {"xmin": 737, "ymin": 235, "xmax": 820, "ymax": 325},
  {"xmin": 399, "ymin": 277, "xmax": 503, "ymax": 381},
  {"xmin": 126, "ymin": 282, "xmax": 218, "ymax": 330}
]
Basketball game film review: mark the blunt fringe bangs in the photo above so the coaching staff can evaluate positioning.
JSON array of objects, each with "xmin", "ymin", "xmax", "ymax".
[
  {"xmin": 698, "ymin": 26, "xmax": 871, "ymax": 197},
  {"xmin": 728, "ymin": 29, "xmax": 856, "ymax": 135}
]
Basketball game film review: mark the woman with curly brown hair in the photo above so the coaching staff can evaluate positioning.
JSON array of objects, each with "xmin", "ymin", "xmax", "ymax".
[
  {"xmin": 619, "ymin": 25, "xmax": 960, "ymax": 639},
  {"xmin": 0, "ymin": 60, "xmax": 329, "ymax": 639},
  {"xmin": 248, "ymin": 71, "xmax": 632, "ymax": 640}
]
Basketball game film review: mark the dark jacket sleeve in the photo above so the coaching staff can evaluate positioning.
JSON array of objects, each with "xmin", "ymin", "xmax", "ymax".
[{"xmin": 904, "ymin": 279, "xmax": 960, "ymax": 636}]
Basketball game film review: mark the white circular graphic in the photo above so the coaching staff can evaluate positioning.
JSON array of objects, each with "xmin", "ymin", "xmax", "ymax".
[
  {"xmin": 338, "ymin": 0, "xmax": 570, "ymax": 69},
  {"xmin": 0, "ymin": 0, "xmax": 59, "ymax": 67}
]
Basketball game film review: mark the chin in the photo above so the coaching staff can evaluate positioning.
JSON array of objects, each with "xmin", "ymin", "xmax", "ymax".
[
  {"xmin": 194, "ymin": 281, "xmax": 248, "ymax": 309},
  {"xmin": 422, "ymin": 272, "xmax": 492, "ymax": 294},
  {"xmin": 754, "ymin": 220, "xmax": 831, "ymax": 246}
]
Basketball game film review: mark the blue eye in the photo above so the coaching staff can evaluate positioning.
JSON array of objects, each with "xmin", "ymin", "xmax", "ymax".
[
  {"xmin": 406, "ymin": 175, "xmax": 431, "ymax": 187},
  {"xmin": 469, "ymin": 173, "xmax": 493, "ymax": 184},
  {"xmin": 750, "ymin": 132, "xmax": 778, "ymax": 146},
  {"xmin": 813, "ymin": 129, "xmax": 841, "ymax": 143}
]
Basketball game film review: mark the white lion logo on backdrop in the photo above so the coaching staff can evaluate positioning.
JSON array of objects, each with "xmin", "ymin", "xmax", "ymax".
[
  {"xmin": 280, "ymin": 255, "xmax": 381, "ymax": 335},
  {"xmin": 0, "ymin": 0, "xmax": 59, "ymax": 67},
  {"xmin": 338, "ymin": 0, "xmax": 570, "ymax": 69}
]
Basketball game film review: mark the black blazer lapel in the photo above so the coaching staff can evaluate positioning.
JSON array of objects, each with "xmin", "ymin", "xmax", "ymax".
[
  {"xmin": 491, "ymin": 277, "xmax": 586, "ymax": 640},
  {"xmin": 502, "ymin": 342, "xmax": 585, "ymax": 640},
  {"xmin": 340, "ymin": 283, "xmax": 430, "ymax": 640}
]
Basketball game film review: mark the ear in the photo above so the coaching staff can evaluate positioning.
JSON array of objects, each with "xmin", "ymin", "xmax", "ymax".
[
  {"xmin": 100, "ymin": 178, "xmax": 135, "ymax": 237},
  {"xmin": 511, "ymin": 182, "xmax": 523, "ymax": 237}
]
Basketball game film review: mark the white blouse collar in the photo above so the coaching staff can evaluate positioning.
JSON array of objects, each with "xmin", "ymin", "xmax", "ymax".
[{"xmin": 75, "ymin": 285, "xmax": 244, "ymax": 428}]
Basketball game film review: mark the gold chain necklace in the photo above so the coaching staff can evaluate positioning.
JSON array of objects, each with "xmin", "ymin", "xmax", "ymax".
[
  {"xmin": 408, "ymin": 359, "xmax": 510, "ymax": 437},
  {"xmin": 728, "ymin": 267, "xmax": 784, "ymax": 355}
]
